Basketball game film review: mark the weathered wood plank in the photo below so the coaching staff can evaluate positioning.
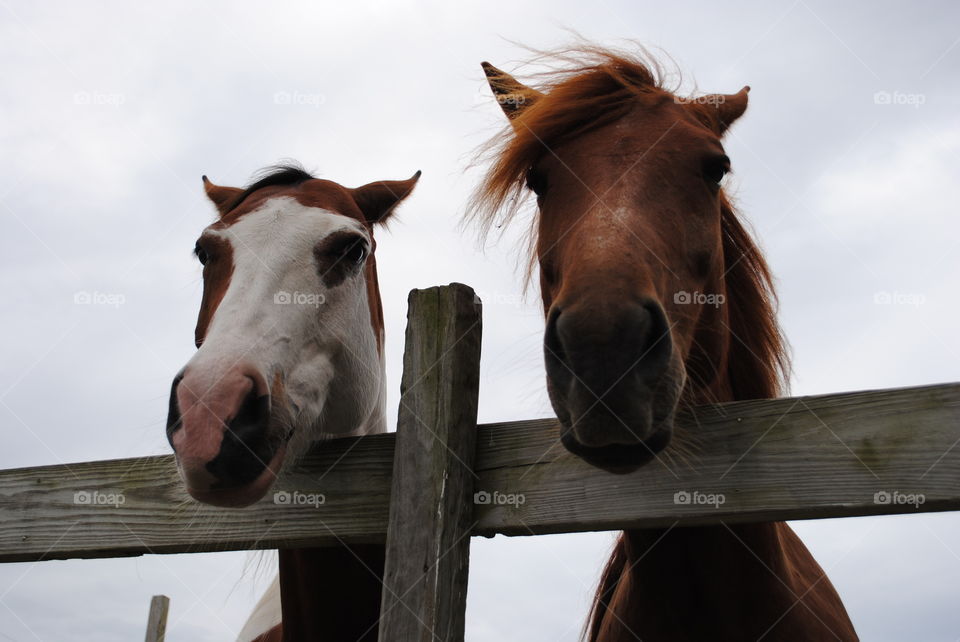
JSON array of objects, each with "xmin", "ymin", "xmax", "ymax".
[
  {"xmin": 0, "ymin": 433, "xmax": 394, "ymax": 562},
  {"xmin": 0, "ymin": 383, "xmax": 958, "ymax": 562},
  {"xmin": 144, "ymin": 594, "xmax": 170, "ymax": 642},
  {"xmin": 378, "ymin": 284, "xmax": 482, "ymax": 642},
  {"xmin": 472, "ymin": 382, "xmax": 960, "ymax": 535}
]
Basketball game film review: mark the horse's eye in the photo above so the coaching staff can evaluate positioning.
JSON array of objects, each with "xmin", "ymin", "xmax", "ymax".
[
  {"xmin": 525, "ymin": 167, "xmax": 547, "ymax": 197},
  {"xmin": 194, "ymin": 243, "xmax": 208, "ymax": 266},
  {"xmin": 315, "ymin": 233, "xmax": 369, "ymax": 276},
  {"xmin": 342, "ymin": 238, "xmax": 367, "ymax": 265},
  {"xmin": 703, "ymin": 156, "xmax": 730, "ymax": 188}
]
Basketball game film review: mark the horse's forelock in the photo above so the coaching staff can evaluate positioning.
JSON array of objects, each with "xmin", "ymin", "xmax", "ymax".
[{"xmin": 467, "ymin": 46, "xmax": 670, "ymax": 241}]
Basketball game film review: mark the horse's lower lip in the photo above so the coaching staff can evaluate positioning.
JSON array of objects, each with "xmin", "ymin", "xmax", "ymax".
[
  {"xmin": 561, "ymin": 428, "xmax": 672, "ymax": 473},
  {"xmin": 186, "ymin": 443, "xmax": 287, "ymax": 508}
]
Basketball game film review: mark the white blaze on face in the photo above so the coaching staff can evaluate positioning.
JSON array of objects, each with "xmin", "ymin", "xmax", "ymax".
[{"xmin": 184, "ymin": 196, "xmax": 385, "ymax": 463}]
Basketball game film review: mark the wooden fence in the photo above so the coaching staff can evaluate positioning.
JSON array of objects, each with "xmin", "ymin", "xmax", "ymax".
[
  {"xmin": 144, "ymin": 595, "xmax": 170, "ymax": 642},
  {"xmin": 2, "ymin": 283, "xmax": 959, "ymax": 640}
]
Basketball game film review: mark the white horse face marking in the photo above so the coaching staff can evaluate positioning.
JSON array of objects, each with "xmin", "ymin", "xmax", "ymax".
[
  {"xmin": 169, "ymin": 200, "xmax": 381, "ymax": 508},
  {"xmin": 166, "ymin": 168, "xmax": 419, "ymax": 508},
  {"xmin": 200, "ymin": 195, "xmax": 380, "ymax": 427}
]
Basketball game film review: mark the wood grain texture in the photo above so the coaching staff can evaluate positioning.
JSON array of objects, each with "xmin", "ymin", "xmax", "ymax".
[
  {"xmin": 144, "ymin": 594, "xmax": 169, "ymax": 642},
  {"xmin": 473, "ymin": 382, "xmax": 960, "ymax": 535},
  {"xmin": 0, "ymin": 433, "xmax": 394, "ymax": 562},
  {"xmin": 378, "ymin": 284, "xmax": 482, "ymax": 642},
  {"xmin": 1, "ymin": 382, "xmax": 958, "ymax": 563}
]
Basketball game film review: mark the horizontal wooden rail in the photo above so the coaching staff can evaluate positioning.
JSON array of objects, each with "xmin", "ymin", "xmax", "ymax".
[{"xmin": 1, "ymin": 382, "xmax": 958, "ymax": 563}]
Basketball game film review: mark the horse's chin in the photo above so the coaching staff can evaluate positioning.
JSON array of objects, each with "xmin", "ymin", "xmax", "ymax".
[
  {"xmin": 560, "ymin": 420, "xmax": 674, "ymax": 474},
  {"xmin": 183, "ymin": 443, "xmax": 287, "ymax": 508}
]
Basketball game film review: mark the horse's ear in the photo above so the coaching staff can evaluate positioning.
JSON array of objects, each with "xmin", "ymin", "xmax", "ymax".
[
  {"xmin": 202, "ymin": 176, "xmax": 242, "ymax": 216},
  {"xmin": 481, "ymin": 61, "xmax": 542, "ymax": 122},
  {"xmin": 350, "ymin": 171, "xmax": 421, "ymax": 225},
  {"xmin": 712, "ymin": 86, "xmax": 750, "ymax": 134}
]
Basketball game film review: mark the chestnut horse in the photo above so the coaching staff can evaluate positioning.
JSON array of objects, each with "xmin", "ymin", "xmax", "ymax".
[
  {"xmin": 165, "ymin": 164, "xmax": 420, "ymax": 641},
  {"xmin": 473, "ymin": 47, "xmax": 858, "ymax": 641}
]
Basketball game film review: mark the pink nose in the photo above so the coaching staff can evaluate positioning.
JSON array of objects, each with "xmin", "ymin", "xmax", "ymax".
[
  {"xmin": 166, "ymin": 365, "xmax": 283, "ymax": 505},
  {"xmin": 174, "ymin": 370, "xmax": 255, "ymax": 463}
]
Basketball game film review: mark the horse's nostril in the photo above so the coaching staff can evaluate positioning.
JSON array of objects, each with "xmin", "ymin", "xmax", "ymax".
[
  {"xmin": 205, "ymin": 386, "xmax": 273, "ymax": 488},
  {"xmin": 166, "ymin": 371, "xmax": 185, "ymax": 446},
  {"xmin": 229, "ymin": 384, "xmax": 271, "ymax": 445},
  {"xmin": 550, "ymin": 299, "xmax": 672, "ymax": 384},
  {"xmin": 544, "ymin": 306, "xmax": 567, "ymax": 366},
  {"xmin": 543, "ymin": 297, "xmax": 676, "ymax": 443},
  {"xmin": 632, "ymin": 300, "xmax": 672, "ymax": 381}
]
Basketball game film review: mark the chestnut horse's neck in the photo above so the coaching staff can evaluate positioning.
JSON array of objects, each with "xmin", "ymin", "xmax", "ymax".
[
  {"xmin": 587, "ymin": 203, "xmax": 858, "ymax": 641},
  {"xmin": 591, "ymin": 523, "xmax": 858, "ymax": 641}
]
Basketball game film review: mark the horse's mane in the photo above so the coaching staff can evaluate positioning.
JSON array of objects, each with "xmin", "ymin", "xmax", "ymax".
[
  {"xmin": 716, "ymin": 193, "xmax": 789, "ymax": 401},
  {"xmin": 226, "ymin": 162, "xmax": 316, "ymax": 214}
]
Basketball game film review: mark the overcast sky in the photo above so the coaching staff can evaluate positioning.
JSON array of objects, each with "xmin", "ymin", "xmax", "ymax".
[{"xmin": 1, "ymin": 0, "xmax": 958, "ymax": 640}]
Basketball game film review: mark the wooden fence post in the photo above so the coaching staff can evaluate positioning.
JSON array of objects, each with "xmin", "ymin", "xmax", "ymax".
[
  {"xmin": 378, "ymin": 284, "xmax": 483, "ymax": 642},
  {"xmin": 144, "ymin": 594, "xmax": 169, "ymax": 642}
]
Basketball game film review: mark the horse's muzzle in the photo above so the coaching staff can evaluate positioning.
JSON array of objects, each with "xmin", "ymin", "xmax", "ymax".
[
  {"xmin": 167, "ymin": 365, "xmax": 286, "ymax": 507},
  {"xmin": 544, "ymin": 297, "xmax": 679, "ymax": 470}
]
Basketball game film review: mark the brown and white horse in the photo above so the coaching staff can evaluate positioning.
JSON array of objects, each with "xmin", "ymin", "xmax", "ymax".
[
  {"xmin": 166, "ymin": 164, "xmax": 419, "ymax": 641},
  {"xmin": 473, "ymin": 47, "xmax": 859, "ymax": 641}
]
